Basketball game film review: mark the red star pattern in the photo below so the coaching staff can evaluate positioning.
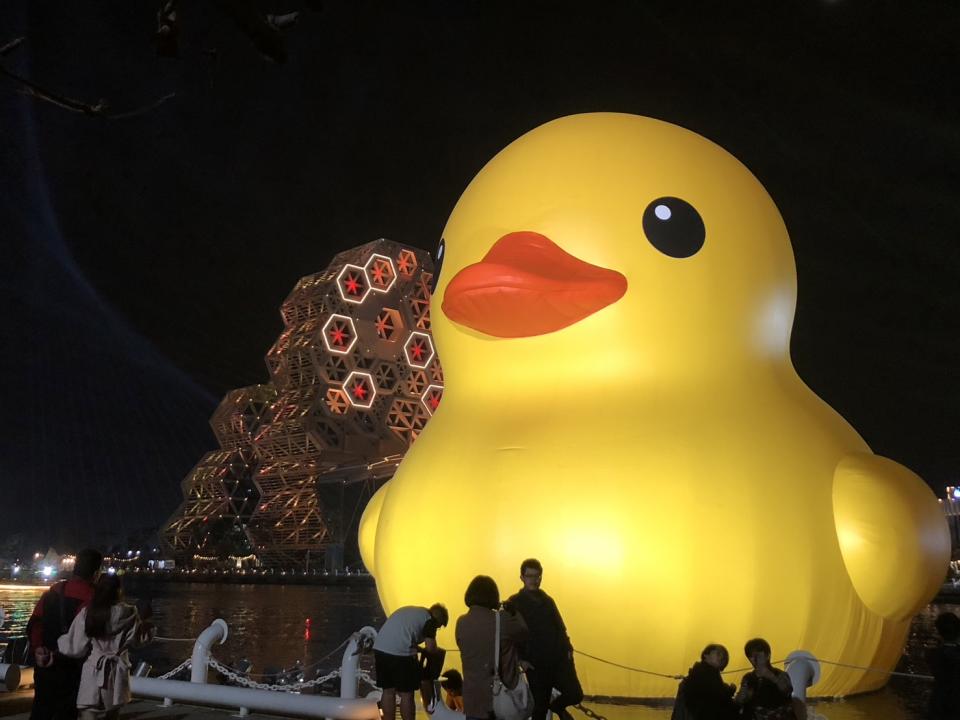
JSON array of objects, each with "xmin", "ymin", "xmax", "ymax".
[
  {"xmin": 344, "ymin": 274, "xmax": 362, "ymax": 295},
  {"xmin": 371, "ymin": 263, "xmax": 388, "ymax": 284},
  {"xmin": 427, "ymin": 392, "xmax": 441, "ymax": 409},
  {"xmin": 329, "ymin": 325, "xmax": 348, "ymax": 346},
  {"xmin": 352, "ymin": 381, "xmax": 368, "ymax": 400},
  {"xmin": 397, "ymin": 251, "xmax": 415, "ymax": 274},
  {"xmin": 409, "ymin": 340, "xmax": 425, "ymax": 360},
  {"xmin": 375, "ymin": 315, "xmax": 391, "ymax": 336}
]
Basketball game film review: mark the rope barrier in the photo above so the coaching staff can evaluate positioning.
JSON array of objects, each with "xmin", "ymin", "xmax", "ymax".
[
  {"xmin": 816, "ymin": 658, "xmax": 934, "ymax": 681},
  {"xmin": 573, "ymin": 649, "xmax": 683, "ymax": 680},
  {"xmin": 574, "ymin": 650, "xmax": 937, "ymax": 684},
  {"xmin": 721, "ymin": 659, "xmax": 788, "ymax": 675},
  {"xmin": 151, "ymin": 631, "xmax": 938, "ymax": 695}
]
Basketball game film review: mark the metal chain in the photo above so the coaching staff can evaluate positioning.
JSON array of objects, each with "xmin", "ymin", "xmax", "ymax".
[
  {"xmin": 207, "ymin": 656, "xmax": 341, "ymax": 692},
  {"xmin": 356, "ymin": 669, "xmax": 378, "ymax": 688},
  {"xmin": 156, "ymin": 658, "xmax": 192, "ymax": 679}
]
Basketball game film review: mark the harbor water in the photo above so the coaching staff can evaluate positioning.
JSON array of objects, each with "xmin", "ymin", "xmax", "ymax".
[{"xmin": 2, "ymin": 583, "xmax": 957, "ymax": 719}]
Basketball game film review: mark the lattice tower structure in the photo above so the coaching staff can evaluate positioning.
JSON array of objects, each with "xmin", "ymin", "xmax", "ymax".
[{"xmin": 162, "ymin": 240, "xmax": 442, "ymax": 570}]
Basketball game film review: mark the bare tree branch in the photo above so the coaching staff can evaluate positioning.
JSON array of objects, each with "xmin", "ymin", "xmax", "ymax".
[
  {"xmin": 0, "ymin": 36, "xmax": 25, "ymax": 57},
  {"xmin": 0, "ymin": 44, "xmax": 175, "ymax": 120}
]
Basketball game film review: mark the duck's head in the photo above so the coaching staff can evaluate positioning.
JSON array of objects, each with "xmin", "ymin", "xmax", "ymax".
[{"xmin": 434, "ymin": 113, "xmax": 797, "ymax": 398}]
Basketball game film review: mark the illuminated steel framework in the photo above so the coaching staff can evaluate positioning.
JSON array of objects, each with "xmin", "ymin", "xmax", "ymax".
[{"xmin": 162, "ymin": 240, "xmax": 442, "ymax": 569}]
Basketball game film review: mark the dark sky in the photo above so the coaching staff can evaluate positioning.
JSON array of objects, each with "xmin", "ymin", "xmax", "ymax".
[{"xmin": 2, "ymin": 0, "xmax": 958, "ymax": 552}]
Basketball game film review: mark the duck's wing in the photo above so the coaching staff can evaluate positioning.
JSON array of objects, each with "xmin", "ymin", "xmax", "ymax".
[
  {"xmin": 358, "ymin": 482, "xmax": 390, "ymax": 574},
  {"xmin": 832, "ymin": 452, "xmax": 950, "ymax": 620}
]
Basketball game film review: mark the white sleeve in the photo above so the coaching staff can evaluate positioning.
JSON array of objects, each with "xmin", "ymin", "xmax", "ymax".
[{"xmin": 57, "ymin": 608, "xmax": 92, "ymax": 659}]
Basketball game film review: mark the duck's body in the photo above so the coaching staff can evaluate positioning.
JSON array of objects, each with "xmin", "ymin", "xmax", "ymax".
[{"xmin": 359, "ymin": 113, "xmax": 949, "ymax": 697}]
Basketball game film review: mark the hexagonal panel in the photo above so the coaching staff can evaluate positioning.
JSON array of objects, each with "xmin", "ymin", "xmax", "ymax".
[
  {"xmin": 403, "ymin": 331, "xmax": 435, "ymax": 369},
  {"xmin": 343, "ymin": 371, "xmax": 376, "ymax": 409},
  {"xmin": 320, "ymin": 355, "xmax": 350, "ymax": 383},
  {"xmin": 421, "ymin": 384, "xmax": 444, "ymax": 416},
  {"xmin": 364, "ymin": 253, "xmax": 398, "ymax": 293},
  {"xmin": 405, "ymin": 369, "xmax": 429, "ymax": 395},
  {"xmin": 336, "ymin": 264, "xmax": 371, "ymax": 304},
  {"xmin": 321, "ymin": 314, "xmax": 358, "ymax": 355},
  {"xmin": 396, "ymin": 248, "xmax": 418, "ymax": 277},
  {"xmin": 387, "ymin": 399, "xmax": 428, "ymax": 443},
  {"xmin": 374, "ymin": 362, "xmax": 400, "ymax": 392},
  {"xmin": 324, "ymin": 387, "xmax": 350, "ymax": 415},
  {"xmin": 374, "ymin": 308, "xmax": 403, "ymax": 341}
]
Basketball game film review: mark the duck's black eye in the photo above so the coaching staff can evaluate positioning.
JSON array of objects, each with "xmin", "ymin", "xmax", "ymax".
[
  {"xmin": 429, "ymin": 238, "xmax": 445, "ymax": 293},
  {"xmin": 642, "ymin": 197, "xmax": 705, "ymax": 258}
]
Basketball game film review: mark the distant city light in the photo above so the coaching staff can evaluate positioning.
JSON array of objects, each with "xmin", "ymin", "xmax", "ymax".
[
  {"xmin": 42, "ymin": 566, "xmax": 53, "ymax": 578},
  {"xmin": 107, "ymin": 567, "xmax": 117, "ymax": 575}
]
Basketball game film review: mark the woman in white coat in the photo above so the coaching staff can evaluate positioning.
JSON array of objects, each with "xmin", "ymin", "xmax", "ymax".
[{"xmin": 58, "ymin": 574, "xmax": 147, "ymax": 720}]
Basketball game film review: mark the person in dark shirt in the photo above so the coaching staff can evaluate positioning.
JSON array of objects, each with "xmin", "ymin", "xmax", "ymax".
[
  {"xmin": 27, "ymin": 548, "xmax": 103, "ymax": 720},
  {"xmin": 671, "ymin": 644, "xmax": 738, "ymax": 720},
  {"xmin": 926, "ymin": 611, "xmax": 960, "ymax": 720},
  {"xmin": 505, "ymin": 558, "xmax": 582, "ymax": 720},
  {"xmin": 734, "ymin": 638, "xmax": 794, "ymax": 720}
]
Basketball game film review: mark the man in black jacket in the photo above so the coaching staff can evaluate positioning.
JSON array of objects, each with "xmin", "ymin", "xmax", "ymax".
[
  {"xmin": 672, "ymin": 644, "xmax": 738, "ymax": 720},
  {"xmin": 506, "ymin": 558, "xmax": 583, "ymax": 720}
]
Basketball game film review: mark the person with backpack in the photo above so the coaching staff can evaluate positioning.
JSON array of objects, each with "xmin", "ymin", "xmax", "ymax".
[
  {"xmin": 27, "ymin": 549, "xmax": 102, "ymax": 720},
  {"xmin": 57, "ymin": 573, "xmax": 147, "ymax": 720}
]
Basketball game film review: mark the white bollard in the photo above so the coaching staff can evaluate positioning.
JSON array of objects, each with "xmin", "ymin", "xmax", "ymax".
[
  {"xmin": 190, "ymin": 619, "xmax": 229, "ymax": 684},
  {"xmin": 785, "ymin": 650, "xmax": 821, "ymax": 701},
  {"xmin": 340, "ymin": 626, "xmax": 377, "ymax": 699}
]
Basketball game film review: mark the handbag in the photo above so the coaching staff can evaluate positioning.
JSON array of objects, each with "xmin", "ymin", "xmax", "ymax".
[{"xmin": 491, "ymin": 610, "xmax": 534, "ymax": 720}]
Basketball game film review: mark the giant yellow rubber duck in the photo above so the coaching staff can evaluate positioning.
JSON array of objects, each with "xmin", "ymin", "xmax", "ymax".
[{"xmin": 358, "ymin": 113, "xmax": 950, "ymax": 697}]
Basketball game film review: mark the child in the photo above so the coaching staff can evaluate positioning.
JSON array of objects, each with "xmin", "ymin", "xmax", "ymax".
[
  {"xmin": 57, "ymin": 574, "xmax": 145, "ymax": 720},
  {"xmin": 440, "ymin": 669, "xmax": 464, "ymax": 712}
]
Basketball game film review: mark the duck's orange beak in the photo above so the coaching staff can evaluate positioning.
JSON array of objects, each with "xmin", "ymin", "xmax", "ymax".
[{"xmin": 440, "ymin": 231, "xmax": 627, "ymax": 338}]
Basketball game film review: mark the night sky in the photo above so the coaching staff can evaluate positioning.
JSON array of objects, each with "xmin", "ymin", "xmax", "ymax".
[{"xmin": 1, "ymin": 1, "xmax": 957, "ymax": 553}]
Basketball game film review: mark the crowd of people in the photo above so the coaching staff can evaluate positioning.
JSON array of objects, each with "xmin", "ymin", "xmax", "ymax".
[
  {"xmin": 374, "ymin": 558, "xmax": 960, "ymax": 720},
  {"xmin": 20, "ymin": 550, "xmax": 960, "ymax": 720},
  {"xmin": 372, "ymin": 559, "xmax": 582, "ymax": 720}
]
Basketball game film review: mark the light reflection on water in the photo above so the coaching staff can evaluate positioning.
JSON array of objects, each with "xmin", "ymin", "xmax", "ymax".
[{"xmin": 2, "ymin": 584, "xmax": 955, "ymax": 720}]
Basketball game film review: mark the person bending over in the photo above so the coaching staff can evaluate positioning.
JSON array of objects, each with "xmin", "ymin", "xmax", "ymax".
[{"xmin": 373, "ymin": 603, "xmax": 449, "ymax": 720}]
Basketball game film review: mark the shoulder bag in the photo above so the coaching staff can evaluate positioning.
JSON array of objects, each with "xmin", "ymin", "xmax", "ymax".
[{"xmin": 491, "ymin": 610, "xmax": 534, "ymax": 720}]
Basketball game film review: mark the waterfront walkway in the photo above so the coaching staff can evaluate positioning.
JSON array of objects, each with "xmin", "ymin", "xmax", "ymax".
[{"xmin": 0, "ymin": 697, "xmax": 308, "ymax": 720}]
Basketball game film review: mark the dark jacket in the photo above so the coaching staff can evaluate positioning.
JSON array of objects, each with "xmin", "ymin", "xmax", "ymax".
[
  {"xmin": 926, "ymin": 641, "xmax": 960, "ymax": 719},
  {"xmin": 506, "ymin": 589, "xmax": 571, "ymax": 670},
  {"xmin": 736, "ymin": 668, "xmax": 793, "ymax": 720},
  {"xmin": 455, "ymin": 606, "xmax": 528, "ymax": 720},
  {"xmin": 27, "ymin": 578, "xmax": 95, "ymax": 652},
  {"xmin": 672, "ymin": 661, "xmax": 737, "ymax": 720}
]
